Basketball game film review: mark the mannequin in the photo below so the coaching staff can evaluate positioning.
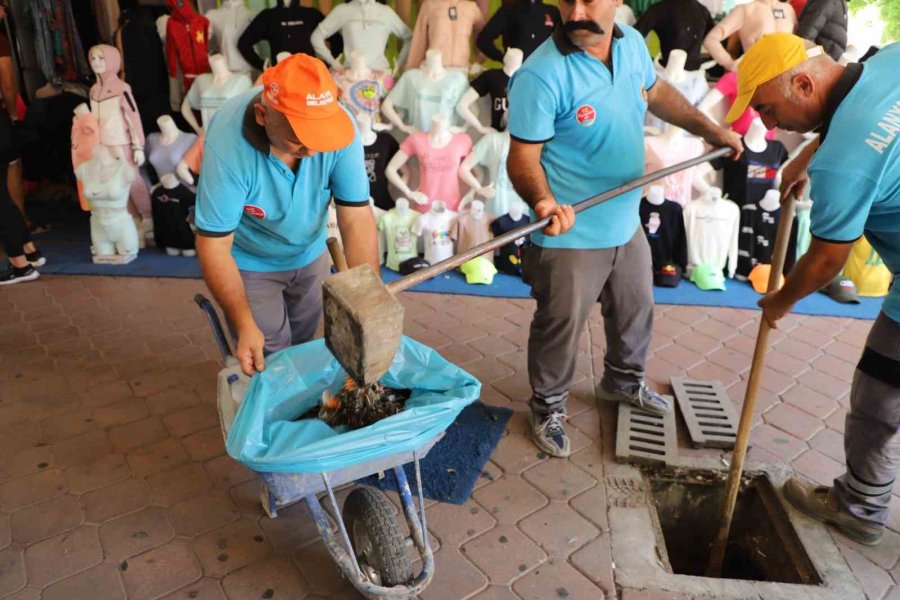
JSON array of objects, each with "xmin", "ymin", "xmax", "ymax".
[
  {"xmin": 744, "ymin": 117, "xmax": 768, "ymax": 153},
  {"xmin": 640, "ymin": 184, "xmax": 688, "ymax": 279},
  {"xmin": 413, "ymin": 200, "xmax": 457, "ymax": 264},
  {"xmin": 490, "ymin": 198, "xmax": 531, "ymax": 275},
  {"xmin": 146, "ymin": 115, "xmax": 198, "ymax": 187},
  {"xmin": 71, "ymin": 103, "xmax": 101, "ymax": 212},
  {"xmin": 88, "ymin": 44, "xmax": 153, "ymax": 234},
  {"xmin": 450, "ymin": 199, "xmax": 493, "ymax": 259},
  {"xmin": 182, "ymin": 54, "xmax": 253, "ymax": 134},
  {"xmin": 644, "ymin": 125, "xmax": 708, "ymax": 206},
  {"xmin": 152, "ymin": 173, "xmax": 197, "ymax": 257},
  {"xmin": 634, "ymin": 0, "xmax": 714, "ymax": 71},
  {"xmin": 476, "ymin": 0, "xmax": 560, "ymax": 62},
  {"xmin": 238, "ymin": 0, "xmax": 341, "ymax": 72},
  {"xmin": 684, "ymin": 186, "xmax": 740, "ymax": 278},
  {"xmin": 406, "ymin": 0, "xmax": 485, "ymax": 69},
  {"xmin": 616, "ymin": 4, "xmax": 637, "ymax": 25},
  {"xmin": 382, "ymin": 50, "xmax": 471, "ymax": 133},
  {"xmin": 358, "ymin": 114, "xmax": 400, "ymax": 210},
  {"xmin": 76, "ymin": 145, "xmax": 140, "ymax": 264},
  {"xmin": 457, "ymin": 48, "xmax": 523, "ymax": 134},
  {"xmin": 386, "ymin": 114, "xmax": 473, "ymax": 213},
  {"xmin": 646, "ymin": 50, "xmax": 708, "ymax": 133},
  {"xmin": 165, "ymin": 0, "xmax": 211, "ymax": 91},
  {"xmin": 458, "ymin": 130, "xmax": 523, "ymax": 218},
  {"xmin": 310, "ymin": 0, "xmax": 411, "ymax": 72},
  {"xmin": 176, "ymin": 136, "xmax": 205, "ymax": 187},
  {"xmin": 206, "ymin": 0, "xmax": 256, "ymax": 74},
  {"xmin": 646, "ymin": 185, "xmax": 665, "ymax": 205},
  {"xmin": 703, "ymin": 0, "xmax": 797, "ymax": 71},
  {"xmin": 332, "ymin": 51, "xmax": 395, "ymax": 124},
  {"xmin": 378, "ymin": 198, "xmax": 421, "ymax": 271},
  {"xmin": 736, "ymin": 188, "xmax": 797, "ymax": 278},
  {"xmin": 698, "ymin": 70, "xmax": 777, "ymax": 138},
  {"xmin": 711, "ymin": 117, "xmax": 788, "ymax": 207}
]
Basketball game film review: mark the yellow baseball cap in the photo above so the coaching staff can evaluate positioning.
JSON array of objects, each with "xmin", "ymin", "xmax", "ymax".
[{"xmin": 726, "ymin": 33, "xmax": 823, "ymax": 123}]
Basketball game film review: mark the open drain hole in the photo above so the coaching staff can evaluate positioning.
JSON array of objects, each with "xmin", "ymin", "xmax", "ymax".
[{"xmin": 647, "ymin": 469, "xmax": 822, "ymax": 584}]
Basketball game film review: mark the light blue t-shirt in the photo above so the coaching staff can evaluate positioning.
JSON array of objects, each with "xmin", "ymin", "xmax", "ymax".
[
  {"xmin": 808, "ymin": 43, "xmax": 900, "ymax": 322},
  {"xmin": 386, "ymin": 68, "xmax": 470, "ymax": 132},
  {"xmin": 507, "ymin": 25, "xmax": 657, "ymax": 249},
  {"xmin": 195, "ymin": 87, "xmax": 370, "ymax": 272}
]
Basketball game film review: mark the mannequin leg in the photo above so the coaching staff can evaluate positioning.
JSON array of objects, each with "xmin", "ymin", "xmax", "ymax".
[
  {"xmin": 112, "ymin": 210, "xmax": 140, "ymax": 255},
  {"xmin": 90, "ymin": 213, "xmax": 116, "ymax": 256}
]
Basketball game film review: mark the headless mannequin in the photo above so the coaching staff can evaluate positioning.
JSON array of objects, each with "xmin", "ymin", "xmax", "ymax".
[
  {"xmin": 508, "ymin": 198, "xmax": 524, "ymax": 221},
  {"xmin": 155, "ymin": 173, "xmax": 197, "ymax": 257},
  {"xmin": 646, "ymin": 125, "xmax": 712, "ymax": 203},
  {"xmin": 77, "ymin": 145, "xmax": 140, "ymax": 262},
  {"xmin": 333, "ymin": 51, "xmax": 394, "ymax": 125},
  {"xmin": 206, "ymin": 0, "xmax": 255, "ymax": 74},
  {"xmin": 704, "ymin": 186, "xmax": 723, "ymax": 203},
  {"xmin": 457, "ymin": 48, "xmax": 523, "ymax": 135},
  {"xmin": 357, "ymin": 113, "xmax": 378, "ymax": 147},
  {"xmin": 459, "ymin": 148, "xmax": 496, "ymax": 201},
  {"xmin": 647, "ymin": 184, "xmax": 666, "ymax": 206},
  {"xmin": 382, "ymin": 49, "xmax": 445, "ymax": 135},
  {"xmin": 311, "ymin": 0, "xmax": 410, "ymax": 71},
  {"xmin": 759, "ymin": 188, "xmax": 781, "ymax": 212},
  {"xmin": 150, "ymin": 115, "xmax": 197, "ymax": 185},
  {"xmin": 385, "ymin": 113, "xmax": 454, "ymax": 209},
  {"xmin": 703, "ymin": 0, "xmax": 797, "ymax": 71},
  {"xmin": 451, "ymin": 199, "xmax": 492, "ymax": 257},
  {"xmin": 72, "ymin": 103, "xmax": 101, "ymax": 212},
  {"xmin": 181, "ymin": 54, "xmax": 250, "ymax": 134},
  {"xmin": 744, "ymin": 117, "xmax": 768, "ymax": 153},
  {"xmin": 662, "ymin": 49, "xmax": 689, "ymax": 84}
]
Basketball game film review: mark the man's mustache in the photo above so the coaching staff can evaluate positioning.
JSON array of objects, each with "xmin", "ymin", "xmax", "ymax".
[{"xmin": 565, "ymin": 20, "xmax": 604, "ymax": 34}]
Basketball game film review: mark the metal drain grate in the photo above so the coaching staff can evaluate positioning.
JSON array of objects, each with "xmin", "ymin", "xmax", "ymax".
[
  {"xmin": 615, "ymin": 399, "xmax": 677, "ymax": 466},
  {"xmin": 670, "ymin": 377, "xmax": 739, "ymax": 449}
]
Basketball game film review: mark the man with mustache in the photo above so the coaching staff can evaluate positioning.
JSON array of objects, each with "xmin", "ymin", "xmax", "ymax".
[
  {"xmin": 732, "ymin": 33, "xmax": 899, "ymax": 546},
  {"xmin": 506, "ymin": 0, "xmax": 742, "ymax": 458}
]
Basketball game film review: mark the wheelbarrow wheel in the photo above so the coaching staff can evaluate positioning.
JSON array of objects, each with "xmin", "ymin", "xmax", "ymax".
[{"xmin": 342, "ymin": 487, "xmax": 413, "ymax": 587}]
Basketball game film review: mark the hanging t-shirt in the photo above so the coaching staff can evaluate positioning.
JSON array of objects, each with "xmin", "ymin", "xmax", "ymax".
[
  {"xmin": 450, "ymin": 212, "xmax": 493, "ymax": 258},
  {"xmin": 640, "ymin": 198, "xmax": 688, "ymax": 271},
  {"xmin": 475, "ymin": 1, "xmax": 560, "ymax": 62},
  {"xmin": 332, "ymin": 69, "xmax": 395, "ymax": 124},
  {"xmin": 684, "ymin": 197, "xmax": 740, "ymax": 278},
  {"xmin": 634, "ymin": 0, "xmax": 715, "ymax": 70},
  {"xmin": 490, "ymin": 213, "xmax": 531, "ymax": 275},
  {"xmin": 365, "ymin": 132, "xmax": 400, "ymax": 211},
  {"xmin": 712, "ymin": 139, "xmax": 788, "ymax": 207},
  {"xmin": 413, "ymin": 207, "xmax": 457, "ymax": 264},
  {"xmin": 715, "ymin": 72, "xmax": 776, "ymax": 139},
  {"xmin": 378, "ymin": 208, "xmax": 421, "ymax": 271},
  {"xmin": 470, "ymin": 69, "xmax": 510, "ymax": 131},
  {"xmin": 843, "ymin": 237, "xmax": 893, "ymax": 297},
  {"xmin": 471, "ymin": 132, "xmax": 523, "ymax": 218},
  {"xmin": 387, "ymin": 68, "xmax": 471, "ymax": 132},
  {"xmin": 146, "ymin": 131, "xmax": 199, "ymax": 179},
  {"xmin": 399, "ymin": 132, "xmax": 473, "ymax": 213},
  {"xmin": 645, "ymin": 70, "xmax": 708, "ymax": 133},
  {"xmin": 152, "ymin": 183, "xmax": 196, "ymax": 250},
  {"xmin": 736, "ymin": 202, "xmax": 798, "ymax": 279},
  {"xmin": 206, "ymin": 4, "xmax": 255, "ymax": 74},
  {"xmin": 185, "ymin": 72, "xmax": 254, "ymax": 128},
  {"xmin": 644, "ymin": 134, "xmax": 705, "ymax": 206}
]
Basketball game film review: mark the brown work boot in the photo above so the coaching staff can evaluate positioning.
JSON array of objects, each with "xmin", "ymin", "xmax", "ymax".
[{"xmin": 783, "ymin": 477, "xmax": 884, "ymax": 546}]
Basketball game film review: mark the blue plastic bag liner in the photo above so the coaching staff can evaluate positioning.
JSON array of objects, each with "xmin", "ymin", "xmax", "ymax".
[{"xmin": 226, "ymin": 336, "xmax": 482, "ymax": 474}]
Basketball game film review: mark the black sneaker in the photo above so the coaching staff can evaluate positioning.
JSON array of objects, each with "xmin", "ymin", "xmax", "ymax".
[
  {"xmin": 26, "ymin": 250, "xmax": 46, "ymax": 268},
  {"xmin": 529, "ymin": 410, "xmax": 571, "ymax": 458},
  {"xmin": 0, "ymin": 264, "xmax": 39, "ymax": 286}
]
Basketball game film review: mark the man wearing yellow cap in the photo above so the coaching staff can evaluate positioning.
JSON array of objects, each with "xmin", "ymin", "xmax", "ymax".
[
  {"xmin": 194, "ymin": 54, "xmax": 379, "ymax": 377},
  {"xmin": 732, "ymin": 32, "xmax": 899, "ymax": 545}
]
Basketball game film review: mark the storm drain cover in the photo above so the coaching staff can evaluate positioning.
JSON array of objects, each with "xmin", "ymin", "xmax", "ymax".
[
  {"xmin": 615, "ymin": 399, "xmax": 677, "ymax": 465},
  {"xmin": 670, "ymin": 377, "xmax": 738, "ymax": 449}
]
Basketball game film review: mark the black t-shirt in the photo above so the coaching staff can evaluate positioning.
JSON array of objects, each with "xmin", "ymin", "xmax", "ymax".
[
  {"xmin": 470, "ymin": 69, "xmax": 510, "ymax": 131},
  {"xmin": 476, "ymin": 0, "xmax": 560, "ymax": 62},
  {"xmin": 118, "ymin": 7, "xmax": 169, "ymax": 100},
  {"xmin": 365, "ymin": 131, "xmax": 399, "ymax": 211},
  {"xmin": 634, "ymin": 0, "xmax": 714, "ymax": 71},
  {"xmin": 737, "ymin": 202, "xmax": 798, "ymax": 278},
  {"xmin": 712, "ymin": 140, "xmax": 788, "ymax": 207},
  {"xmin": 490, "ymin": 213, "xmax": 531, "ymax": 275},
  {"xmin": 152, "ymin": 184, "xmax": 196, "ymax": 250},
  {"xmin": 238, "ymin": 5, "xmax": 343, "ymax": 71},
  {"xmin": 639, "ymin": 198, "xmax": 687, "ymax": 270}
]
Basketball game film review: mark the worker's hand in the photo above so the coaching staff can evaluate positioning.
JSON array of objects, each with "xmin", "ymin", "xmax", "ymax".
[
  {"xmin": 757, "ymin": 290, "xmax": 795, "ymax": 330},
  {"xmin": 533, "ymin": 198, "xmax": 575, "ymax": 236},
  {"xmin": 780, "ymin": 158, "xmax": 810, "ymax": 204},
  {"xmin": 704, "ymin": 126, "xmax": 743, "ymax": 160},
  {"xmin": 236, "ymin": 323, "xmax": 266, "ymax": 376}
]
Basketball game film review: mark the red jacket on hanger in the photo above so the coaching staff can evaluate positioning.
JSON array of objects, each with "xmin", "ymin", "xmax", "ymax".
[{"xmin": 165, "ymin": 0, "xmax": 211, "ymax": 91}]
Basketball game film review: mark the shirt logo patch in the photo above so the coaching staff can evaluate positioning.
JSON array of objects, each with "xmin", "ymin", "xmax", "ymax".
[
  {"xmin": 306, "ymin": 91, "xmax": 334, "ymax": 107},
  {"xmin": 576, "ymin": 105, "xmax": 596, "ymax": 127},
  {"xmin": 243, "ymin": 204, "xmax": 267, "ymax": 219}
]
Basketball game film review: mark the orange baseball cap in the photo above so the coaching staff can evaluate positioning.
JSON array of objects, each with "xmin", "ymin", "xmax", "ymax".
[
  {"xmin": 748, "ymin": 264, "xmax": 785, "ymax": 294},
  {"xmin": 261, "ymin": 53, "xmax": 354, "ymax": 153}
]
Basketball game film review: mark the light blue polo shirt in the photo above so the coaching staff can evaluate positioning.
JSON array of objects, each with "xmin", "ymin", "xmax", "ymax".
[
  {"xmin": 195, "ymin": 87, "xmax": 370, "ymax": 272},
  {"xmin": 808, "ymin": 43, "xmax": 900, "ymax": 322},
  {"xmin": 507, "ymin": 25, "xmax": 657, "ymax": 250}
]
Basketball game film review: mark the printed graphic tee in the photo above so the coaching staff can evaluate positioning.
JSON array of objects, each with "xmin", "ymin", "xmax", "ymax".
[
  {"xmin": 640, "ymin": 198, "xmax": 688, "ymax": 270},
  {"xmin": 152, "ymin": 183, "xmax": 196, "ymax": 250},
  {"xmin": 185, "ymin": 72, "xmax": 254, "ymax": 127},
  {"xmin": 365, "ymin": 131, "xmax": 400, "ymax": 211},
  {"xmin": 712, "ymin": 139, "xmax": 788, "ymax": 207},
  {"xmin": 400, "ymin": 132, "xmax": 473, "ymax": 212},
  {"xmin": 470, "ymin": 68, "xmax": 510, "ymax": 131},
  {"xmin": 332, "ymin": 69, "xmax": 395, "ymax": 123},
  {"xmin": 491, "ymin": 213, "xmax": 531, "ymax": 275},
  {"xmin": 683, "ymin": 197, "xmax": 740, "ymax": 278},
  {"xmin": 378, "ymin": 208, "xmax": 421, "ymax": 271},
  {"xmin": 736, "ymin": 202, "xmax": 797, "ymax": 279},
  {"xmin": 413, "ymin": 206, "xmax": 457, "ymax": 264}
]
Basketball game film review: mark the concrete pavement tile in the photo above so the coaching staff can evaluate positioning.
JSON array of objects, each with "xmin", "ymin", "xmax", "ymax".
[
  {"xmin": 0, "ymin": 587, "xmax": 40, "ymax": 600},
  {"xmin": 147, "ymin": 463, "xmax": 213, "ymax": 506},
  {"xmin": 424, "ymin": 499, "xmax": 497, "ymax": 549},
  {"xmin": 24, "ymin": 525, "xmax": 103, "ymax": 588},
  {"xmin": 791, "ymin": 449, "xmax": 845, "ymax": 487},
  {"xmin": 256, "ymin": 500, "xmax": 321, "ymax": 552},
  {"xmin": 748, "ymin": 424, "xmax": 807, "ymax": 462},
  {"xmin": 292, "ymin": 541, "xmax": 359, "ymax": 597},
  {"xmin": 41, "ymin": 562, "xmax": 125, "ymax": 600},
  {"xmin": 469, "ymin": 585, "xmax": 522, "ymax": 600},
  {"xmin": 518, "ymin": 502, "xmax": 600, "ymax": 559},
  {"xmin": 522, "ymin": 460, "xmax": 595, "ymax": 502},
  {"xmin": 764, "ymin": 403, "xmax": 824, "ymax": 440},
  {"xmin": 420, "ymin": 548, "xmax": 489, "ymax": 600},
  {"xmin": 108, "ymin": 416, "xmax": 169, "ymax": 452},
  {"xmin": 147, "ymin": 387, "xmax": 203, "ymax": 415},
  {"xmin": 570, "ymin": 485, "xmax": 609, "ymax": 531},
  {"xmin": 473, "ymin": 476, "xmax": 548, "ymax": 525},
  {"xmin": 10, "ymin": 494, "xmax": 82, "ymax": 545},
  {"xmin": 64, "ymin": 453, "xmax": 131, "ymax": 495},
  {"xmin": 99, "ymin": 506, "xmax": 174, "ymax": 560},
  {"xmin": 38, "ymin": 407, "xmax": 97, "ymax": 444},
  {"xmin": 462, "ymin": 525, "xmax": 546, "ymax": 585},
  {"xmin": 0, "ymin": 469, "xmax": 66, "ymax": 512},
  {"xmin": 221, "ymin": 555, "xmax": 309, "ymax": 600},
  {"xmin": 159, "ymin": 577, "xmax": 227, "ymax": 600},
  {"xmin": 512, "ymin": 558, "xmax": 605, "ymax": 600},
  {"xmin": 0, "ymin": 445, "xmax": 53, "ymax": 485},
  {"xmin": 121, "ymin": 538, "xmax": 203, "ymax": 599},
  {"xmin": 80, "ymin": 477, "xmax": 151, "ymax": 524},
  {"xmin": 781, "ymin": 385, "xmax": 840, "ymax": 420},
  {"xmin": 182, "ymin": 427, "xmax": 227, "ymax": 462},
  {"xmin": 163, "ymin": 404, "xmax": 220, "ymax": 438},
  {"xmin": 192, "ymin": 518, "xmax": 272, "ymax": 578},
  {"xmin": 93, "ymin": 398, "xmax": 150, "ymax": 429},
  {"xmin": 570, "ymin": 536, "xmax": 614, "ymax": 595},
  {"xmin": 0, "ymin": 547, "xmax": 25, "ymax": 597},
  {"xmin": 838, "ymin": 541, "xmax": 893, "ymax": 600},
  {"xmin": 797, "ymin": 370, "xmax": 852, "ymax": 402},
  {"xmin": 127, "ymin": 438, "xmax": 190, "ymax": 478},
  {"xmin": 50, "ymin": 430, "xmax": 113, "ymax": 469},
  {"xmin": 78, "ymin": 380, "xmax": 134, "ymax": 409},
  {"xmin": 204, "ymin": 455, "xmax": 256, "ymax": 489},
  {"xmin": 490, "ymin": 430, "xmax": 548, "ymax": 476},
  {"xmin": 825, "ymin": 408, "xmax": 848, "ymax": 434}
]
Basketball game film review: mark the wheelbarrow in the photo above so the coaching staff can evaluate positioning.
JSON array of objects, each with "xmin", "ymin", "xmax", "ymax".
[{"xmin": 194, "ymin": 293, "xmax": 441, "ymax": 598}]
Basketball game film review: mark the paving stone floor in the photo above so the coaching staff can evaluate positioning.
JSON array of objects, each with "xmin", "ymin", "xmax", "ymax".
[{"xmin": 0, "ymin": 275, "xmax": 897, "ymax": 599}]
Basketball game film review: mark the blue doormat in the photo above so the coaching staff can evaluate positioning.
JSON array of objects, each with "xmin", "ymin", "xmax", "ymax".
[
  {"xmin": 359, "ymin": 401, "xmax": 512, "ymax": 505},
  {"xmin": 32, "ymin": 222, "xmax": 882, "ymax": 320}
]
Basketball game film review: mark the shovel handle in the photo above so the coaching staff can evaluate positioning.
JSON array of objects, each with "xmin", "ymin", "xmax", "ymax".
[
  {"xmin": 387, "ymin": 146, "xmax": 733, "ymax": 294},
  {"xmin": 327, "ymin": 237, "xmax": 349, "ymax": 273}
]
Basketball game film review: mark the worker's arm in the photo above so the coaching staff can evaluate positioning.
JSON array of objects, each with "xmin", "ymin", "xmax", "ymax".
[
  {"xmin": 335, "ymin": 204, "xmax": 380, "ymax": 272},
  {"xmin": 0, "ymin": 56, "xmax": 17, "ymax": 120},
  {"xmin": 507, "ymin": 140, "xmax": 573, "ymax": 236},
  {"xmin": 703, "ymin": 7, "xmax": 744, "ymax": 71},
  {"xmin": 758, "ymin": 238, "xmax": 852, "ymax": 328},
  {"xmin": 647, "ymin": 78, "xmax": 744, "ymax": 158},
  {"xmin": 196, "ymin": 233, "xmax": 265, "ymax": 375}
]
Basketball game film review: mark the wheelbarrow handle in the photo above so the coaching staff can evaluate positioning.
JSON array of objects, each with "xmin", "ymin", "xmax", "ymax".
[
  {"xmin": 193, "ymin": 293, "xmax": 234, "ymax": 361},
  {"xmin": 388, "ymin": 146, "xmax": 732, "ymax": 294}
]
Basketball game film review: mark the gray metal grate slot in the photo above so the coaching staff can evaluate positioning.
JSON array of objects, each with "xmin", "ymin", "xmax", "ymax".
[
  {"xmin": 615, "ymin": 397, "xmax": 678, "ymax": 466},
  {"xmin": 670, "ymin": 377, "xmax": 739, "ymax": 449}
]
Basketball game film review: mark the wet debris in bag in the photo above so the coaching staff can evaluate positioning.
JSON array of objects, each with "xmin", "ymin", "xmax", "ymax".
[{"xmin": 302, "ymin": 377, "xmax": 411, "ymax": 429}]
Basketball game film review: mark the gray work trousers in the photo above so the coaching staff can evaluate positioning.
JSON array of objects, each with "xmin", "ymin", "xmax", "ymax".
[
  {"xmin": 834, "ymin": 311, "xmax": 900, "ymax": 527},
  {"xmin": 236, "ymin": 252, "xmax": 331, "ymax": 355},
  {"xmin": 522, "ymin": 227, "xmax": 654, "ymax": 415}
]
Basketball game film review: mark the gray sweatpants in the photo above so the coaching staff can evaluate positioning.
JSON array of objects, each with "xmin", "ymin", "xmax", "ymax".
[
  {"xmin": 834, "ymin": 311, "xmax": 900, "ymax": 527},
  {"xmin": 237, "ymin": 252, "xmax": 332, "ymax": 355},
  {"xmin": 523, "ymin": 227, "xmax": 654, "ymax": 415}
]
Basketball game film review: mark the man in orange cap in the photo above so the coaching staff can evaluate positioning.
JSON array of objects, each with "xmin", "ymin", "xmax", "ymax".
[
  {"xmin": 194, "ymin": 53, "xmax": 378, "ymax": 377},
  {"xmin": 731, "ymin": 32, "xmax": 900, "ymax": 546}
]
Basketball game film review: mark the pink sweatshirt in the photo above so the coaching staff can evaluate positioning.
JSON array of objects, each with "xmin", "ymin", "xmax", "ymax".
[{"xmin": 406, "ymin": 0, "xmax": 485, "ymax": 69}]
